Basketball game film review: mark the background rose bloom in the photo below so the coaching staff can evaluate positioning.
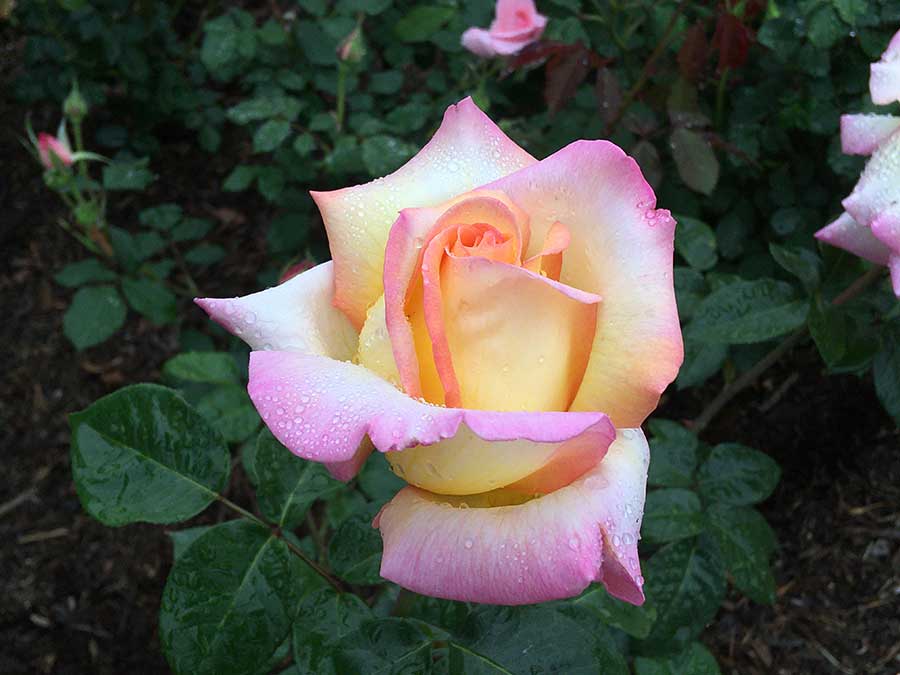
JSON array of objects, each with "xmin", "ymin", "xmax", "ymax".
[
  {"xmin": 461, "ymin": 0, "xmax": 547, "ymax": 58},
  {"xmin": 816, "ymin": 28, "xmax": 900, "ymax": 296},
  {"xmin": 198, "ymin": 98, "xmax": 682, "ymax": 605}
]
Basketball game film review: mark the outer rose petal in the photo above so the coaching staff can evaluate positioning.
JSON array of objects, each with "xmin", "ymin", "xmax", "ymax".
[
  {"xmin": 483, "ymin": 141, "xmax": 683, "ymax": 428},
  {"xmin": 386, "ymin": 413, "xmax": 613, "ymax": 495},
  {"xmin": 311, "ymin": 98, "xmax": 535, "ymax": 328},
  {"xmin": 374, "ymin": 428, "xmax": 649, "ymax": 606},
  {"xmin": 840, "ymin": 114, "xmax": 900, "ymax": 155},
  {"xmin": 247, "ymin": 351, "xmax": 613, "ymax": 489},
  {"xmin": 870, "ymin": 29, "xmax": 900, "ymax": 105},
  {"xmin": 842, "ymin": 130, "xmax": 900, "ymax": 230},
  {"xmin": 461, "ymin": 28, "xmax": 500, "ymax": 58},
  {"xmin": 814, "ymin": 211, "xmax": 893, "ymax": 265},
  {"xmin": 423, "ymin": 255, "xmax": 601, "ymax": 411},
  {"xmin": 195, "ymin": 261, "xmax": 357, "ymax": 361}
]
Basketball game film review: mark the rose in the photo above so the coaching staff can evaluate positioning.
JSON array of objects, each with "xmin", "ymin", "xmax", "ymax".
[
  {"xmin": 37, "ymin": 132, "xmax": 74, "ymax": 169},
  {"xmin": 815, "ymin": 28, "xmax": 900, "ymax": 296},
  {"xmin": 461, "ymin": 0, "xmax": 547, "ymax": 58},
  {"xmin": 198, "ymin": 98, "xmax": 683, "ymax": 605}
]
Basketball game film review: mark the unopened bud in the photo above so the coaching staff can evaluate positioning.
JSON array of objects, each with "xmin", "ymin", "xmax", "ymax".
[
  {"xmin": 337, "ymin": 25, "xmax": 366, "ymax": 64},
  {"xmin": 63, "ymin": 81, "xmax": 88, "ymax": 122}
]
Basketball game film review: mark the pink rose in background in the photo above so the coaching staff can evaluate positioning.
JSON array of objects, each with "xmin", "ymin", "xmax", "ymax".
[
  {"xmin": 198, "ymin": 98, "xmax": 683, "ymax": 605},
  {"xmin": 462, "ymin": 0, "xmax": 547, "ymax": 58},
  {"xmin": 38, "ymin": 132, "xmax": 73, "ymax": 169},
  {"xmin": 816, "ymin": 28, "xmax": 900, "ymax": 296}
]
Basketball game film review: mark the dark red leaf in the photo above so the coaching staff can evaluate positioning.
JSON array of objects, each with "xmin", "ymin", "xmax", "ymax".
[
  {"xmin": 712, "ymin": 13, "xmax": 754, "ymax": 73},
  {"xmin": 544, "ymin": 44, "xmax": 597, "ymax": 114},
  {"xmin": 594, "ymin": 67, "xmax": 622, "ymax": 125},
  {"xmin": 678, "ymin": 22, "xmax": 709, "ymax": 81}
]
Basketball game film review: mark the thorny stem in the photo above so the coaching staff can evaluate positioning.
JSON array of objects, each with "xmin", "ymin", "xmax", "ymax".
[
  {"xmin": 216, "ymin": 494, "xmax": 344, "ymax": 592},
  {"xmin": 691, "ymin": 266, "xmax": 886, "ymax": 435},
  {"xmin": 603, "ymin": 1, "xmax": 685, "ymax": 136}
]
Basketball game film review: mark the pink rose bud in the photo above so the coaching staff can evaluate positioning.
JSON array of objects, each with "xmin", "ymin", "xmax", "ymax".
[
  {"xmin": 337, "ymin": 25, "xmax": 366, "ymax": 64},
  {"xmin": 461, "ymin": 0, "xmax": 547, "ymax": 58},
  {"xmin": 38, "ymin": 132, "xmax": 74, "ymax": 169}
]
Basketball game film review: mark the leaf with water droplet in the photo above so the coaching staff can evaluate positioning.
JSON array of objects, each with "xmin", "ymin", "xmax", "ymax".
[{"xmin": 70, "ymin": 384, "xmax": 230, "ymax": 526}]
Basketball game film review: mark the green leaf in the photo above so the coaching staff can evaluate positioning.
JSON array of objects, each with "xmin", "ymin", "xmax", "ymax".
[
  {"xmin": 139, "ymin": 203, "xmax": 183, "ymax": 231},
  {"xmin": 168, "ymin": 525, "xmax": 212, "ymax": 561},
  {"xmin": 121, "ymin": 277, "xmax": 177, "ymax": 325},
  {"xmin": 394, "ymin": 6, "xmax": 456, "ymax": 42},
  {"xmin": 255, "ymin": 429, "xmax": 339, "ymax": 528},
  {"xmin": 331, "ymin": 618, "xmax": 434, "ymax": 674},
  {"xmin": 223, "ymin": 165, "xmax": 258, "ymax": 192},
  {"xmin": 196, "ymin": 384, "xmax": 260, "ymax": 444},
  {"xmin": 328, "ymin": 513, "xmax": 384, "ymax": 585},
  {"xmin": 361, "ymin": 135, "xmax": 417, "ymax": 177},
  {"xmin": 160, "ymin": 519, "xmax": 324, "ymax": 675},
  {"xmin": 185, "ymin": 243, "xmax": 226, "ymax": 266},
  {"xmin": 574, "ymin": 585, "xmax": 658, "ymax": 639},
  {"xmin": 292, "ymin": 589, "xmax": 374, "ymax": 675},
  {"xmin": 705, "ymin": 504, "xmax": 777, "ymax": 604},
  {"xmin": 670, "ymin": 128, "xmax": 719, "ymax": 196},
  {"xmin": 70, "ymin": 384, "xmax": 230, "ymax": 526},
  {"xmin": 171, "ymin": 218, "xmax": 213, "ymax": 242},
  {"xmin": 874, "ymin": 323, "xmax": 900, "ymax": 424},
  {"xmin": 637, "ymin": 537, "xmax": 726, "ymax": 655},
  {"xmin": 357, "ymin": 454, "xmax": 405, "ymax": 503},
  {"xmin": 103, "ymin": 157, "xmax": 156, "ymax": 190},
  {"xmin": 769, "ymin": 243, "xmax": 821, "ymax": 291},
  {"xmin": 293, "ymin": 133, "xmax": 316, "ymax": 157},
  {"xmin": 808, "ymin": 5, "xmax": 843, "ymax": 49},
  {"xmin": 63, "ymin": 284, "xmax": 127, "ymax": 349},
  {"xmin": 448, "ymin": 605, "xmax": 628, "ymax": 674},
  {"xmin": 675, "ymin": 216, "xmax": 718, "ymax": 271},
  {"xmin": 109, "ymin": 226, "xmax": 141, "ymax": 271},
  {"xmin": 163, "ymin": 352, "xmax": 240, "ymax": 385},
  {"xmin": 253, "ymin": 119, "xmax": 292, "ymax": 153},
  {"xmin": 677, "ymin": 337, "xmax": 727, "ymax": 390},
  {"xmin": 257, "ymin": 166, "xmax": 285, "ymax": 202},
  {"xmin": 697, "ymin": 443, "xmax": 781, "ymax": 505},
  {"xmin": 55, "ymin": 259, "xmax": 117, "ymax": 287},
  {"xmin": 674, "ymin": 267, "xmax": 706, "ymax": 320},
  {"xmin": 134, "ymin": 231, "xmax": 168, "ymax": 260},
  {"xmin": 643, "ymin": 489, "xmax": 704, "ymax": 543},
  {"xmin": 369, "ymin": 70, "xmax": 404, "ymax": 94},
  {"xmin": 808, "ymin": 297, "xmax": 847, "ymax": 367},
  {"xmin": 687, "ymin": 278, "xmax": 808, "ymax": 344},
  {"xmin": 201, "ymin": 14, "xmax": 257, "ymax": 81},
  {"xmin": 647, "ymin": 419, "xmax": 698, "ymax": 488},
  {"xmin": 635, "ymin": 642, "xmax": 721, "ymax": 675}
]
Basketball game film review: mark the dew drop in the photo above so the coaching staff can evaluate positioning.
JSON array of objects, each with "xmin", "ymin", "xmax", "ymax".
[{"xmin": 464, "ymin": 539, "xmax": 473, "ymax": 549}]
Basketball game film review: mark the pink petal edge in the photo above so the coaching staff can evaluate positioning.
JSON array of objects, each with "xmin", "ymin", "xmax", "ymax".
[
  {"xmin": 247, "ymin": 350, "xmax": 614, "ymax": 475},
  {"xmin": 374, "ymin": 427, "xmax": 649, "ymax": 606}
]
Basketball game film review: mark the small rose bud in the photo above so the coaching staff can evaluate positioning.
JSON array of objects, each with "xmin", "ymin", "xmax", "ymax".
[
  {"xmin": 63, "ymin": 81, "xmax": 88, "ymax": 123},
  {"xmin": 337, "ymin": 25, "xmax": 366, "ymax": 64}
]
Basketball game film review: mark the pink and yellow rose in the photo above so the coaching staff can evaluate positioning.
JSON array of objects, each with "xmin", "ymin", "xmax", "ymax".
[
  {"xmin": 816, "ymin": 28, "xmax": 900, "ymax": 295},
  {"xmin": 198, "ymin": 98, "xmax": 683, "ymax": 605}
]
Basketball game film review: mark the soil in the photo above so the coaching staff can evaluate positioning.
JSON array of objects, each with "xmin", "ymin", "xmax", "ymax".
[{"xmin": 2, "ymin": 30, "xmax": 899, "ymax": 675}]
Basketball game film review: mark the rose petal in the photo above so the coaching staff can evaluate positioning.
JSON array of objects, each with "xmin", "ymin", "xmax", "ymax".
[
  {"xmin": 386, "ymin": 412, "xmax": 613, "ymax": 495},
  {"xmin": 374, "ymin": 428, "xmax": 649, "ymax": 606},
  {"xmin": 870, "ymin": 30, "xmax": 900, "ymax": 105},
  {"xmin": 461, "ymin": 27, "xmax": 499, "ymax": 58},
  {"xmin": 357, "ymin": 295, "xmax": 402, "ymax": 387},
  {"xmin": 311, "ymin": 98, "xmax": 535, "ymax": 328},
  {"xmin": 871, "ymin": 207, "xmax": 900, "ymax": 253},
  {"xmin": 383, "ymin": 190, "xmax": 530, "ymax": 400},
  {"xmin": 843, "ymin": 130, "xmax": 900, "ymax": 230},
  {"xmin": 814, "ymin": 211, "xmax": 893, "ymax": 265},
  {"xmin": 483, "ymin": 141, "xmax": 683, "ymax": 427},
  {"xmin": 247, "ymin": 351, "xmax": 613, "ymax": 483},
  {"xmin": 491, "ymin": 0, "xmax": 547, "ymax": 42},
  {"xmin": 195, "ymin": 261, "xmax": 357, "ymax": 360},
  {"xmin": 418, "ymin": 255, "xmax": 601, "ymax": 411},
  {"xmin": 840, "ymin": 114, "xmax": 900, "ymax": 156},
  {"xmin": 523, "ymin": 220, "xmax": 570, "ymax": 281}
]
